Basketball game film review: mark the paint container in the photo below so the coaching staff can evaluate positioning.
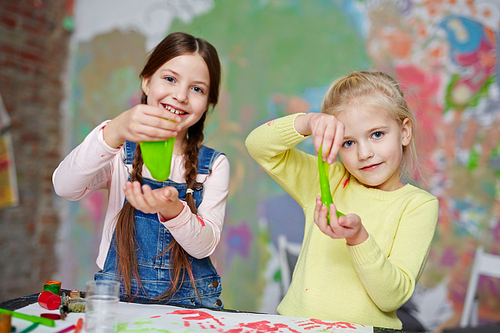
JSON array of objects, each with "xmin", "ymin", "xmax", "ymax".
[
  {"xmin": 68, "ymin": 299, "xmax": 85, "ymax": 313},
  {"xmin": 69, "ymin": 290, "xmax": 81, "ymax": 299},
  {"xmin": 38, "ymin": 291, "xmax": 61, "ymax": 310},
  {"xmin": 0, "ymin": 313, "xmax": 11, "ymax": 333},
  {"xmin": 43, "ymin": 281, "xmax": 61, "ymax": 295}
]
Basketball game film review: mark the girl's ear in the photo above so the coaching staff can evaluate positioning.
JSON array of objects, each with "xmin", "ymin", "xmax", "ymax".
[
  {"xmin": 401, "ymin": 118, "xmax": 412, "ymax": 147},
  {"xmin": 141, "ymin": 77, "xmax": 150, "ymax": 96}
]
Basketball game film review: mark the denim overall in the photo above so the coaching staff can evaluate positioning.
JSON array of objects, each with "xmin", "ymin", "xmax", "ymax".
[{"xmin": 95, "ymin": 141, "xmax": 224, "ymax": 309}]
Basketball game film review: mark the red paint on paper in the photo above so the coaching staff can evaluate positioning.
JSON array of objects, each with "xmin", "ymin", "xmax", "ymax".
[
  {"xmin": 168, "ymin": 309, "xmax": 224, "ymax": 326},
  {"xmin": 167, "ymin": 308, "xmax": 362, "ymax": 332},
  {"xmin": 297, "ymin": 318, "xmax": 359, "ymax": 330},
  {"xmin": 235, "ymin": 320, "xmax": 300, "ymax": 333}
]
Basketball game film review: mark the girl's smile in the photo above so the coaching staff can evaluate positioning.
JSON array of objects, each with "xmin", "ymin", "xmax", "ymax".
[
  {"xmin": 162, "ymin": 104, "xmax": 187, "ymax": 115},
  {"xmin": 360, "ymin": 163, "xmax": 381, "ymax": 172}
]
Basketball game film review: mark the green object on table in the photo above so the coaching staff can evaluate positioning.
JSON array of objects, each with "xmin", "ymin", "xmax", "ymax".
[
  {"xmin": 0, "ymin": 308, "xmax": 55, "ymax": 327},
  {"xmin": 19, "ymin": 322, "xmax": 38, "ymax": 333},
  {"xmin": 43, "ymin": 281, "xmax": 61, "ymax": 295},
  {"xmin": 140, "ymin": 137, "xmax": 176, "ymax": 181},
  {"xmin": 318, "ymin": 145, "xmax": 345, "ymax": 225}
]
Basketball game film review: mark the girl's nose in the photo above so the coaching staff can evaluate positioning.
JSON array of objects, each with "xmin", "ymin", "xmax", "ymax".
[
  {"xmin": 173, "ymin": 86, "xmax": 188, "ymax": 103},
  {"xmin": 357, "ymin": 143, "xmax": 374, "ymax": 160}
]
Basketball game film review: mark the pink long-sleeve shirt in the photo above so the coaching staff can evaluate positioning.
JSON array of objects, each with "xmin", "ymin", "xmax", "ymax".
[{"xmin": 52, "ymin": 121, "xmax": 230, "ymax": 270}]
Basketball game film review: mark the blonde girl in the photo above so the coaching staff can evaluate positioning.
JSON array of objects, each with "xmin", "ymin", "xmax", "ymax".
[{"xmin": 245, "ymin": 71, "xmax": 438, "ymax": 329}]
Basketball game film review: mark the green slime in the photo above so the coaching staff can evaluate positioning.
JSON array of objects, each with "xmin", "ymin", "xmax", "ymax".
[
  {"xmin": 140, "ymin": 137, "xmax": 176, "ymax": 181},
  {"xmin": 318, "ymin": 145, "xmax": 345, "ymax": 225}
]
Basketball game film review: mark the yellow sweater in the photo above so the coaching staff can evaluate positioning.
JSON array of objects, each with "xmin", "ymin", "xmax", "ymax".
[{"xmin": 245, "ymin": 114, "xmax": 439, "ymax": 329}]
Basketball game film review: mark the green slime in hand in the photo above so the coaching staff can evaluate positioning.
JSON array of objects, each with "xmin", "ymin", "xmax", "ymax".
[
  {"xmin": 318, "ymin": 145, "xmax": 345, "ymax": 225},
  {"xmin": 140, "ymin": 137, "xmax": 176, "ymax": 181}
]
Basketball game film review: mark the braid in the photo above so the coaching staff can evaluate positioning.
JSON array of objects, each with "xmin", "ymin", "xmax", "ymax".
[
  {"xmin": 183, "ymin": 112, "xmax": 206, "ymax": 213},
  {"xmin": 131, "ymin": 144, "xmax": 144, "ymax": 183},
  {"xmin": 158, "ymin": 113, "xmax": 206, "ymax": 301},
  {"xmin": 114, "ymin": 143, "xmax": 145, "ymax": 297}
]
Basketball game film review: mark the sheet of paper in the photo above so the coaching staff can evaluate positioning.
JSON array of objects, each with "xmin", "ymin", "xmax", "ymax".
[{"xmin": 13, "ymin": 301, "xmax": 374, "ymax": 333}]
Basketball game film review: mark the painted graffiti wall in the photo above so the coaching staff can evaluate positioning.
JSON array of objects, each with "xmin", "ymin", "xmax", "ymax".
[{"xmin": 55, "ymin": 0, "xmax": 500, "ymax": 330}]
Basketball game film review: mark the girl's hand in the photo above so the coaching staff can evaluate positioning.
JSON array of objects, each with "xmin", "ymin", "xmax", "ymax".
[
  {"xmin": 124, "ymin": 181, "xmax": 184, "ymax": 219},
  {"xmin": 295, "ymin": 113, "xmax": 344, "ymax": 164},
  {"xmin": 103, "ymin": 105, "xmax": 182, "ymax": 148},
  {"xmin": 314, "ymin": 196, "xmax": 368, "ymax": 245}
]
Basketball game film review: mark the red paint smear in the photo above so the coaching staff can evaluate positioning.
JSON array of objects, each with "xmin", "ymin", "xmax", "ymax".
[
  {"xmin": 168, "ymin": 309, "xmax": 224, "ymax": 326},
  {"xmin": 150, "ymin": 315, "xmax": 161, "ymax": 318},
  {"xmin": 168, "ymin": 309, "xmax": 359, "ymax": 332},
  {"xmin": 231, "ymin": 320, "xmax": 301, "ymax": 333},
  {"xmin": 196, "ymin": 215, "xmax": 205, "ymax": 227},
  {"xmin": 343, "ymin": 176, "xmax": 349, "ymax": 188},
  {"xmin": 297, "ymin": 318, "xmax": 359, "ymax": 330}
]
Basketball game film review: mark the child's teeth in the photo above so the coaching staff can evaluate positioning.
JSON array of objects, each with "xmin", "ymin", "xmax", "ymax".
[{"xmin": 165, "ymin": 105, "xmax": 183, "ymax": 115}]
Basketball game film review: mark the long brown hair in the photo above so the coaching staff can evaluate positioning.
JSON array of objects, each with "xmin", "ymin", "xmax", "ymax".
[{"xmin": 114, "ymin": 32, "xmax": 221, "ymax": 300}]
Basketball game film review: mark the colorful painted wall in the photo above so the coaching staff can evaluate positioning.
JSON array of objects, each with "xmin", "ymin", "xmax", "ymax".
[{"xmin": 56, "ymin": 0, "xmax": 500, "ymax": 330}]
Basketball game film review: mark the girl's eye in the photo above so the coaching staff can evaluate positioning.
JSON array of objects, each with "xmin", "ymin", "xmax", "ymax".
[
  {"xmin": 192, "ymin": 86, "xmax": 204, "ymax": 93},
  {"xmin": 343, "ymin": 140, "xmax": 354, "ymax": 148},
  {"xmin": 165, "ymin": 76, "xmax": 175, "ymax": 83},
  {"xmin": 372, "ymin": 131, "xmax": 383, "ymax": 139}
]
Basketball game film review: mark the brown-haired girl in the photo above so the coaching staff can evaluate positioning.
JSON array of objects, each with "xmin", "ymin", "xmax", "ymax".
[{"xmin": 53, "ymin": 32, "xmax": 228, "ymax": 308}]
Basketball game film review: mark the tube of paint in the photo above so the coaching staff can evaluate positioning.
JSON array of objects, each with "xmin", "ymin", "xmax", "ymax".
[{"xmin": 140, "ymin": 137, "xmax": 176, "ymax": 181}]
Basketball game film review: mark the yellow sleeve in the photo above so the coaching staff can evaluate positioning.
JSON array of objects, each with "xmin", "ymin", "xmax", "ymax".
[{"xmin": 245, "ymin": 114, "xmax": 318, "ymax": 208}]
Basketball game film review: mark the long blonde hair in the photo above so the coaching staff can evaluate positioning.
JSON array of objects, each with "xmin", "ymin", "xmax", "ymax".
[{"xmin": 321, "ymin": 71, "xmax": 418, "ymax": 181}]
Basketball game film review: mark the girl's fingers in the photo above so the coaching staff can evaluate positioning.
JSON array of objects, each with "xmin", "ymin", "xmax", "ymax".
[
  {"xmin": 314, "ymin": 196, "xmax": 323, "ymax": 223},
  {"xmin": 136, "ymin": 104, "xmax": 180, "ymax": 124},
  {"xmin": 125, "ymin": 106, "xmax": 181, "ymax": 142},
  {"xmin": 327, "ymin": 204, "xmax": 341, "ymax": 233},
  {"xmin": 308, "ymin": 113, "xmax": 344, "ymax": 162},
  {"xmin": 315, "ymin": 197, "xmax": 336, "ymax": 237},
  {"xmin": 123, "ymin": 182, "xmax": 139, "ymax": 207},
  {"xmin": 141, "ymin": 184, "xmax": 158, "ymax": 207},
  {"xmin": 313, "ymin": 197, "xmax": 322, "ymax": 221},
  {"xmin": 131, "ymin": 182, "xmax": 148, "ymax": 207},
  {"xmin": 124, "ymin": 181, "xmax": 153, "ymax": 212},
  {"xmin": 312, "ymin": 124, "xmax": 325, "ymax": 156},
  {"xmin": 162, "ymin": 187, "xmax": 179, "ymax": 202},
  {"xmin": 327, "ymin": 122, "xmax": 344, "ymax": 164},
  {"xmin": 320, "ymin": 122, "xmax": 337, "ymax": 161}
]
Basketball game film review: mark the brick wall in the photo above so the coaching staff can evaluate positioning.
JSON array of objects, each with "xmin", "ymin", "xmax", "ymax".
[{"xmin": 0, "ymin": 0, "xmax": 73, "ymax": 302}]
